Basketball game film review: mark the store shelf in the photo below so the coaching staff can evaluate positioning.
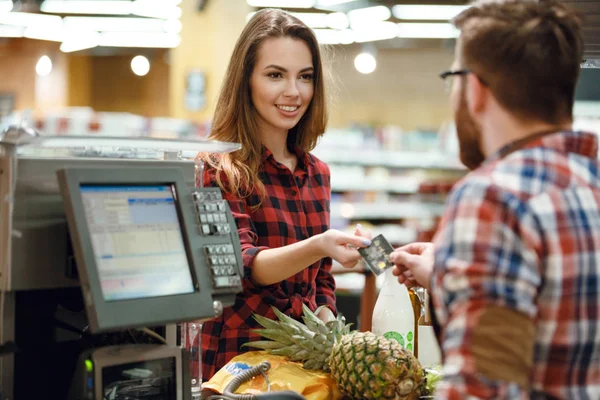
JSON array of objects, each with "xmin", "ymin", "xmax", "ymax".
[
  {"xmin": 331, "ymin": 179, "xmax": 419, "ymax": 193},
  {"xmin": 331, "ymin": 201, "xmax": 445, "ymax": 220},
  {"xmin": 314, "ymin": 147, "xmax": 464, "ymax": 170}
]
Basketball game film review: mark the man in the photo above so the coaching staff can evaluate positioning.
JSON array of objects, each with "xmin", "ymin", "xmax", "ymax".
[{"xmin": 390, "ymin": 0, "xmax": 599, "ymax": 398}]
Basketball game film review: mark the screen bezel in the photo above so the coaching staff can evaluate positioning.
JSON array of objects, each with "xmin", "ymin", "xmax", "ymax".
[{"xmin": 58, "ymin": 167, "xmax": 215, "ymax": 333}]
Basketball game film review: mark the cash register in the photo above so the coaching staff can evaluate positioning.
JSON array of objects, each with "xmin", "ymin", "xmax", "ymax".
[{"xmin": 0, "ymin": 128, "xmax": 246, "ymax": 399}]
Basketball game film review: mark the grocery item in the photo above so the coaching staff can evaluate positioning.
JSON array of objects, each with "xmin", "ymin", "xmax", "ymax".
[
  {"xmin": 202, "ymin": 351, "xmax": 342, "ymax": 400},
  {"xmin": 244, "ymin": 305, "xmax": 425, "ymax": 400},
  {"xmin": 372, "ymin": 268, "xmax": 416, "ymax": 353}
]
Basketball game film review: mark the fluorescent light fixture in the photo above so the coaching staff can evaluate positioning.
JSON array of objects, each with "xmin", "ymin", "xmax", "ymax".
[
  {"xmin": 41, "ymin": 1, "xmax": 133, "ymax": 15},
  {"xmin": 291, "ymin": 12, "xmax": 328, "ymax": 28},
  {"xmin": 60, "ymin": 31, "xmax": 99, "ymax": 52},
  {"xmin": 326, "ymin": 12, "xmax": 348, "ymax": 29},
  {"xmin": 353, "ymin": 21, "xmax": 396, "ymax": 42},
  {"xmin": 63, "ymin": 16, "xmax": 171, "ymax": 33},
  {"xmin": 25, "ymin": 26, "xmax": 63, "ymax": 42},
  {"xmin": 316, "ymin": 0, "xmax": 357, "ymax": 6},
  {"xmin": 0, "ymin": 0, "xmax": 12, "ymax": 13},
  {"xmin": 0, "ymin": 25, "xmax": 24, "ymax": 37},
  {"xmin": 132, "ymin": 1, "xmax": 182, "ymax": 19},
  {"xmin": 247, "ymin": 0, "xmax": 316, "ymax": 8},
  {"xmin": 99, "ymin": 31, "xmax": 181, "ymax": 48},
  {"xmin": 163, "ymin": 19, "xmax": 182, "ymax": 34},
  {"xmin": 348, "ymin": 6, "xmax": 391, "ymax": 28},
  {"xmin": 0, "ymin": 12, "xmax": 62, "ymax": 29},
  {"xmin": 392, "ymin": 5, "xmax": 469, "ymax": 21},
  {"xmin": 396, "ymin": 22, "xmax": 459, "ymax": 38},
  {"xmin": 313, "ymin": 28, "xmax": 353, "ymax": 44}
]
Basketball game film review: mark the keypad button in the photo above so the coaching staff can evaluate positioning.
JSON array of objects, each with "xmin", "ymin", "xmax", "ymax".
[
  {"xmin": 225, "ymin": 244, "xmax": 234, "ymax": 253},
  {"xmin": 207, "ymin": 214, "xmax": 215, "ymax": 223},
  {"xmin": 200, "ymin": 214, "xmax": 208, "ymax": 223}
]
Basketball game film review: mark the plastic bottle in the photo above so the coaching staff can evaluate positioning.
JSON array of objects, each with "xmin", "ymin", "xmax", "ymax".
[{"xmin": 371, "ymin": 268, "xmax": 416, "ymax": 352}]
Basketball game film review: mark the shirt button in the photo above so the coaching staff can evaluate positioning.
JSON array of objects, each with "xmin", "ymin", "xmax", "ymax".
[{"xmin": 291, "ymin": 190, "xmax": 297, "ymax": 196}]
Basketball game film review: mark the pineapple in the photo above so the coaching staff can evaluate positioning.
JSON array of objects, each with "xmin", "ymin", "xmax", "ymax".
[{"xmin": 243, "ymin": 304, "xmax": 425, "ymax": 400}]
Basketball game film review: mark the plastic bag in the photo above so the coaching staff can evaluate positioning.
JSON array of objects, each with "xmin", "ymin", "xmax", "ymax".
[{"xmin": 202, "ymin": 351, "xmax": 342, "ymax": 400}]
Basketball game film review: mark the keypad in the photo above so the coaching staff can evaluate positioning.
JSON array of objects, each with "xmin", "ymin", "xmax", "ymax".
[
  {"xmin": 203, "ymin": 244, "xmax": 241, "ymax": 289},
  {"xmin": 191, "ymin": 189, "xmax": 234, "ymax": 236}
]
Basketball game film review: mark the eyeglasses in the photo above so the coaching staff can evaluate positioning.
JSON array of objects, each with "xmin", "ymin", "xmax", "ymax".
[
  {"xmin": 439, "ymin": 69, "xmax": 472, "ymax": 92},
  {"xmin": 439, "ymin": 69, "xmax": 472, "ymax": 80}
]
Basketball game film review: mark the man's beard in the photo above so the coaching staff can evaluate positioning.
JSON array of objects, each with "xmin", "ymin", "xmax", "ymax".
[{"xmin": 455, "ymin": 89, "xmax": 486, "ymax": 170}]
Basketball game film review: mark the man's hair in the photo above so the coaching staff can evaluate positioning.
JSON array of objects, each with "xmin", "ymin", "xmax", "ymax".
[{"xmin": 453, "ymin": 0, "xmax": 584, "ymax": 124}]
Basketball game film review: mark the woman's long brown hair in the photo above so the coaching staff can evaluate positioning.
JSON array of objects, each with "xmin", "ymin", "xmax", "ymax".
[{"xmin": 198, "ymin": 9, "xmax": 328, "ymax": 199}]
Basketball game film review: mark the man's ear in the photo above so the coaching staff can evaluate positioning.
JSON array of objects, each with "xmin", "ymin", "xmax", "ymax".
[{"xmin": 466, "ymin": 73, "xmax": 487, "ymax": 116}]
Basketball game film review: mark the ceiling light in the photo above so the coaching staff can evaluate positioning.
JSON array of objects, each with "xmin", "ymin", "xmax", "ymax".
[
  {"xmin": 313, "ymin": 28, "xmax": 353, "ymax": 44},
  {"xmin": 99, "ymin": 32, "xmax": 181, "ymax": 48},
  {"xmin": 41, "ymin": 1, "xmax": 133, "ymax": 15},
  {"xmin": 326, "ymin": 12, "xmax": 349, "ymax": 29},
  {"xmin": 63, "ymin": 16, "xmax": 169, "ymax": 32},
  {"xmin": 392, "ymin": 5, "xmax": 469, "ymax": 21},
  {"xmin": 132, "ymin": 1, "xmax": 182, "ymax": 19},
  {"xmin": 0, "ymin": 25, "xmax": 24, "ymax": 37},
  {"xmin": 25, "ymin": 26, "xmax": 63, "ymax": 42},
  {"xmin": 353, "ymin": 21, "xmax": 396, "ymax": 42},
  {"xmin": 163, "ymin": 19, "xmax": 182, "ymax": 34},
  {"xmin": 0, "ymin": 0, "xmax": 12, "ymax": 13},
  {"xmin": 290, "ymin": 12, "xmax": 329, "ymax": 28},
  {"xmin": 247, "ymin": 0, "xmax": 316, "ymax": 8},
  {"xmin": 0, "ymin": 12, "xmax": 62, "ymax": 29},
  {"xmin": 396, "ymin": 23, "xmax": 459, "ymax": 39},
  {"xmin": 36, "ymin": 55, "xmax": 53, "ymax": 77},
  {"xmin": 354, "ymin": 52, "xmax": 376, "ymax": 74},
  {"xmin": 316, "ymin": 0, "xmax": 358, "ymax": 6},
  {"xmin": 131, "ymin": 55, "xmax": 150, "ymax": 76},
  {"xmin": 348, "ymin": 6, "xmax": 391, "ymax": 28},
  {"xmin": 60, "ymin": 32, "xmax": 99, "ymax": 52}
]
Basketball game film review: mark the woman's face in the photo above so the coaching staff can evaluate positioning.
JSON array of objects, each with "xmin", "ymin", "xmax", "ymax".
[{"xmin": 250, "ymin": 36, "xmax": 315, "ymax": 137}]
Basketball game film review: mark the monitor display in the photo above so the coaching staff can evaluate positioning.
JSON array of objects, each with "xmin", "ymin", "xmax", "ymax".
[
  {"xmin": 80, "ymin": 185, "xmax": 195, "ymax": 301},
  {"xmin": 102, "ymin": 356, "xmax": 177, "ymax": 400}
]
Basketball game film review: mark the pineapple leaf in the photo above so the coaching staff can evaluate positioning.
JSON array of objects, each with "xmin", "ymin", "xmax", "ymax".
[
  {"xmin": 301, "ymin": 304, "xmax": 329, "ymax": 335},
  {"xmin": 253, "ymin": 313, "xmax": 283, "ymax": 330},
  {"xmin": 241, "ymin": 340, "xmax": 286, "ymax": 350},
  {"xmin": 269, "ymin": 347, "xmax": 297, "ymax": 357},
  {"xmin": 272, "ymin": 307, "xmax": 309, "ymax": 331},
  {"xmin": 253, "ymin": 328, "xmax": 295, "ymax": 345}
]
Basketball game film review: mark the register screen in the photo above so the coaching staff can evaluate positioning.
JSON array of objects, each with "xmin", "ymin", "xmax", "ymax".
[{"xmin": 80, "ymin": 185, "xmax": 195, "ymax": 301}]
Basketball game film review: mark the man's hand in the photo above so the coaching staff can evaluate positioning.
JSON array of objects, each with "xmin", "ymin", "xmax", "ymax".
[{"xmin": 389, "ymin": 242, "xmax": 435, "ymax": 290}]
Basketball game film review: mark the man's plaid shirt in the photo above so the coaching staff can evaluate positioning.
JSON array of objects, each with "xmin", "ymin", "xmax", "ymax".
[
  {"xmin": 197, "ymin": 146, "xmax": 335, "ymax": 381},
  {"xmin": 431, "ymin": 131, "xmax": 600, "ymax": 399}
]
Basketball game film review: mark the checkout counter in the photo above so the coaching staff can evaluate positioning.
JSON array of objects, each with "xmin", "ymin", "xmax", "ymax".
[{"xmin": 0, "ymin": 127, "xmax": 246, "ymax": 399}]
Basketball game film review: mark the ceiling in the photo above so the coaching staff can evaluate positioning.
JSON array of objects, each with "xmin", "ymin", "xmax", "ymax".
[{"xmin": 313, "ymin": 0, "xmax": 600, "ymax": 61}]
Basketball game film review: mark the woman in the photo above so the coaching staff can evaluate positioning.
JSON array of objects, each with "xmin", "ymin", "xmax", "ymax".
[{"xmin": 196, "ymin": 9, "xmax": 371, "ymax": 380}]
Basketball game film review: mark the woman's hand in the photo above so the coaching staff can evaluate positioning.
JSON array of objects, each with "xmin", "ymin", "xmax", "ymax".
[
  {"xmin": 316, "ymin": 229, "xmax": 371, "ymax": 268},
  {"xmin": 317, "ymin": 307, "xmax": 335, "ymax": 324}
]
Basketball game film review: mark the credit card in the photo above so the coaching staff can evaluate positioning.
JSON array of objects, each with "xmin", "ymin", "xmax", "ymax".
[{"xmin": 358, "ymin": 234, "xmax": 395, "ymax": 276}]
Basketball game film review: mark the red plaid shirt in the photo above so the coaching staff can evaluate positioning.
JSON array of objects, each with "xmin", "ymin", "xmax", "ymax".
[{"xmin": 197, "ymin": 146, "xmax": 335, "ymax": 381}]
